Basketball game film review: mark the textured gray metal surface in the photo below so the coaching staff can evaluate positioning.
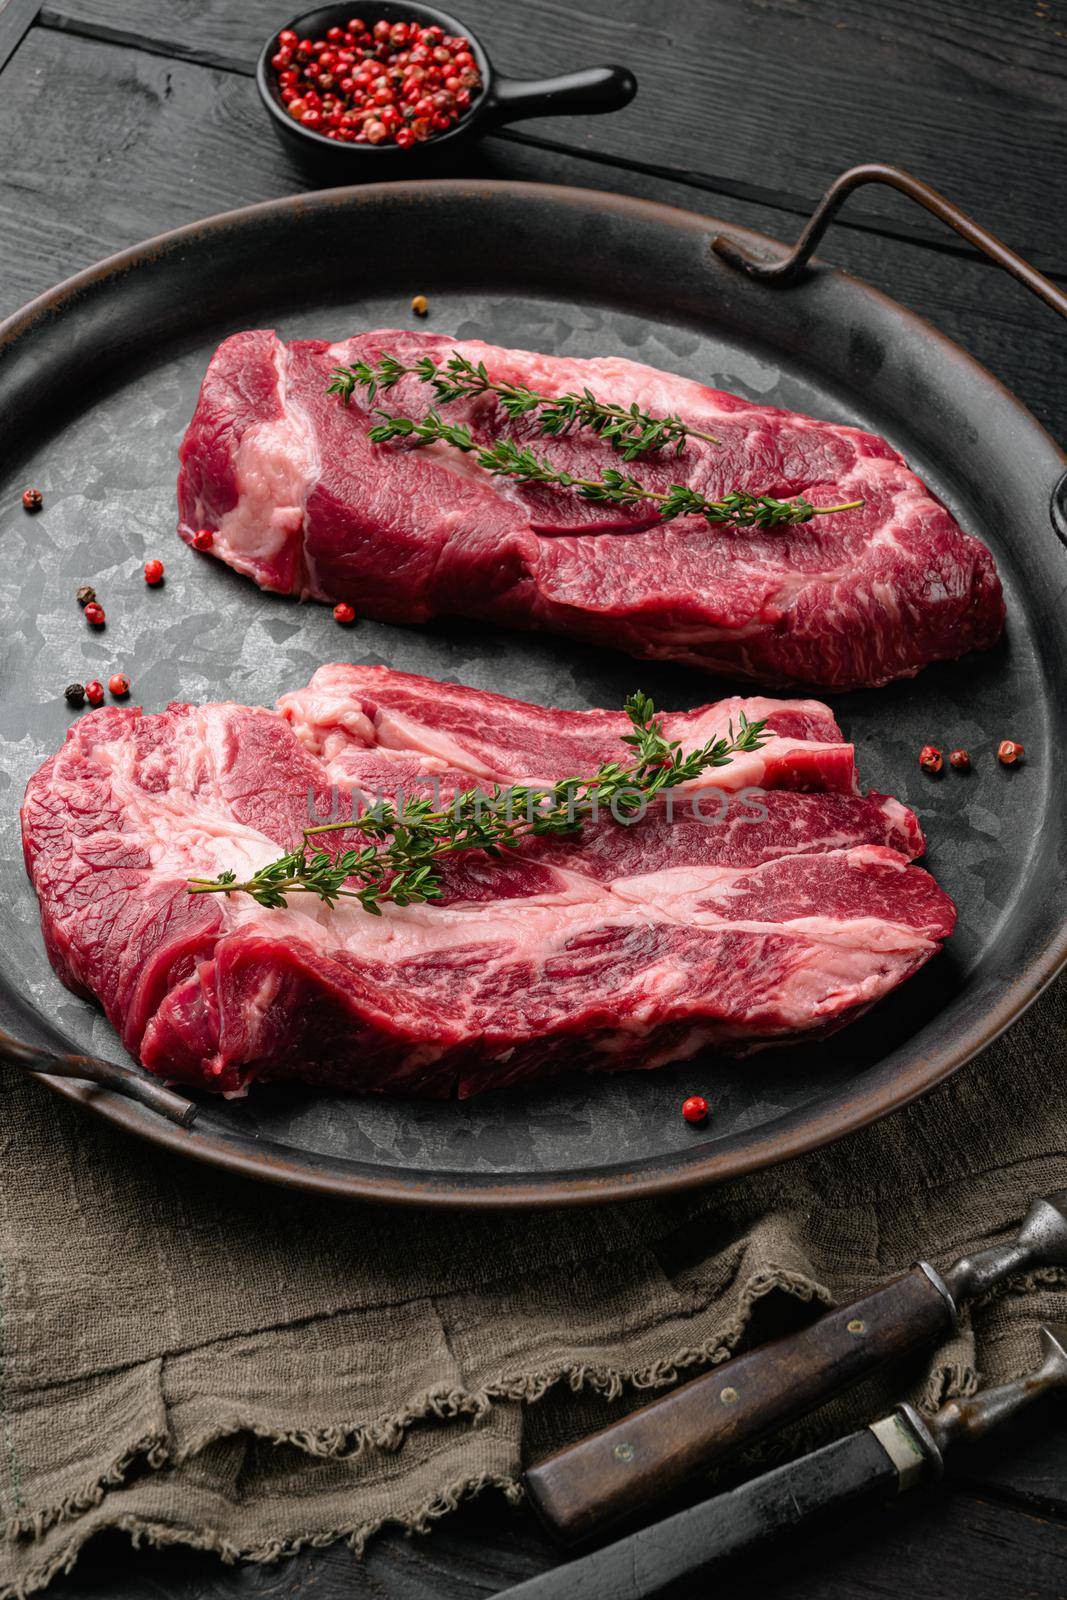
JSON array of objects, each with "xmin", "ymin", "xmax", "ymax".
[{"xmin": 0, "ymin": 183, "xmax": 1063, "ymax": 1203}]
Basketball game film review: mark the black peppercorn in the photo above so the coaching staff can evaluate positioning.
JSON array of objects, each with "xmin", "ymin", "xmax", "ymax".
[
  {"xmin": 76, "ymin": 585, "xmax": 97, "ymax": 608},
  {"xmin": 64, "ymin": 683, "xmax": 86, "ymax": 708}
]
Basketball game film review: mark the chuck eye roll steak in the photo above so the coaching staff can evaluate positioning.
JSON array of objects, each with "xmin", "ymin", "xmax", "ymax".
[
  {"xmin": 21, "ymin": 666, "xmax": 956, "ymax": 1098},
  {"xmin": 177, "ymin": 329, "xmax": 1004, "ymax": 690}
]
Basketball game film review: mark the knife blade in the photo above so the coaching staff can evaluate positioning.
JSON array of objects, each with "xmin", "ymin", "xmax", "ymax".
[
  {"xmin": 525, "ymin": 1190, "xmax": 1067, "ymax": 1545},
  {"xmin": 503, "ymin": 1325, "xmax": 1067, "ymax": 1600}
]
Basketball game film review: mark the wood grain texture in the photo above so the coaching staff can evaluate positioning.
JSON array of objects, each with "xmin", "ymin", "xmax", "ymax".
[
  {"xmin": 41, "ymin": 1475, "xmax": 1067, "ymax": 1598},
  {"xmin": 951, "ymin": 1403, "xmax": 1067, "ymax": 1520},
  {"xmin": 34, "ymin": 0, "xmax": 1067, "ymax": 272},
  {"xmin": 526, "ymin": 1272, "xmax": 952, "ymax": 1544},
  {"xmin": 0, "ymin": 0, "xmax": 40, "ymax": 72}
]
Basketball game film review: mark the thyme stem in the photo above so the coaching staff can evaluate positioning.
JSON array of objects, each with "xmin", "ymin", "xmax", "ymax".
[
  {"xmin": 367, "ymin": 408, "xmax": 863, "ymax": 529},
  {"xmin": 187, "ymin": 692, "xmax": 769, "ymax": 913},
  {"xmin": 328, "ymin": 350, "xmax": 721, "ymax": 459}
]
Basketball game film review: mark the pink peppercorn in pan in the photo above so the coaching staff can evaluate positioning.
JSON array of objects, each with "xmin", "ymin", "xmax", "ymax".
[
  {"xmin": 269, "ymin": 14, "xmax": 482, "ymax": 147},
  {"xmin": 254, "ymin": 6, "xmax": 636, "ymax": 168}
]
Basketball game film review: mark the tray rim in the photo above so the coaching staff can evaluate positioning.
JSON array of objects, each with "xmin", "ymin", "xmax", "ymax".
[{"xmin": 4, "ymin": 176, "xmax": 1066, "ymax": 1209}]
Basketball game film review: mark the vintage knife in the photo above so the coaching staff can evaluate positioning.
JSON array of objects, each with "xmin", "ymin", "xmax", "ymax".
[
  {"xmin": 525, "ymin": 1189, "xmax": 1067, "ymax": 1544},
  {"xmin": 503, "ymin": 1324, "xmax": 1067, "ymax": 1600}
]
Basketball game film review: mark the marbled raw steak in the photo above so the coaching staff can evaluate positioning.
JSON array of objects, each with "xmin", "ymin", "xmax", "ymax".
[
  {"xmin": 177, "ymin": 329, "xmax": 1004, "ymax": 689},
  {"xmin": 21, "ymin": 667, "xmax": 955, "ymax": 1097}
]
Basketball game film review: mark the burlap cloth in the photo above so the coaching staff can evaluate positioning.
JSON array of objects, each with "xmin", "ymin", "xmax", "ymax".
[{"xmin": 0, "ymin": 976, "xmax": 1063, "ymax": 1597}]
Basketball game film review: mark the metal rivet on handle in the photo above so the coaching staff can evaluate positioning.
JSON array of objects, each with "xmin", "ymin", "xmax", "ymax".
[
  {"xmin": 720, "ymin": 1386, "xmax": 739, "ymax": 1405},
  {"xmin": 848, "ymin": 1319, "xmax": 866, "ymax": 1335},
  {"xmin": 613, "ymin": 1442, "xmax": 635, "ymax": 1463}
]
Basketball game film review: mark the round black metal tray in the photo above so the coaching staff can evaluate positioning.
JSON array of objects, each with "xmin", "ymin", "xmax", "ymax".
[{"xmin": 0, "ymin": 180, "xmax": 1064, "ymax": 1207}]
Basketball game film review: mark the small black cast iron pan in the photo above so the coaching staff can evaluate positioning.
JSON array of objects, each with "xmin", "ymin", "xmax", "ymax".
[{"xmin": 255, "ymin": 1, "xmax": 637, "ymax": 172}]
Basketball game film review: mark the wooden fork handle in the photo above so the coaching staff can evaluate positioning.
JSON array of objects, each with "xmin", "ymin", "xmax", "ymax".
[{"xmin": 524, "ymin": 1267, "xmax": 953, "ymax": 1546}]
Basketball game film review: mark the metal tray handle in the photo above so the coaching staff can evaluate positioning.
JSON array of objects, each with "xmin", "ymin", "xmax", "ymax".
[
  {"xmin": 0, "ymin": 1025, "xmax": 199, "ymax": 1127},
  {"xmin": 712, "ymin": 163, "xmax": 1067, "ymax": 541}
]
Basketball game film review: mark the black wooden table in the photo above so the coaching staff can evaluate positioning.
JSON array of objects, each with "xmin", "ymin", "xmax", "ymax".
[{"xmin": 1, "ymin": 0, "xmax": 1065, "ymax": 1594}]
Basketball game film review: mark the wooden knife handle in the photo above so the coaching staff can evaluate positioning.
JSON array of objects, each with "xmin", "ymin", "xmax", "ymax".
[{"xmin": 524, "ymin": 1267, "xmax": 952, "ymax": 1546}]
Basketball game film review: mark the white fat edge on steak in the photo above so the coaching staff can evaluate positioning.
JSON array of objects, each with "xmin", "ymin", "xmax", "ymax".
[
  {"xmin": 277, "ymin": 674, "xmax": 853, "ymax": 797},
  {"xmin": 210, "ymin": 339, "xmax": 318, "ymax": 588}
]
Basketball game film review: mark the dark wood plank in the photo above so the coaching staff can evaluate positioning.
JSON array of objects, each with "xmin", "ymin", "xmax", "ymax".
[
  {"xmin": 40, "ymin": 1480, "xmax": 1067, "ymax": 1599},
  {"xmin": 0, "ymin": 28, "xmax": 312, "ymax": 305},
  {"xmin": 0, "ymin": 26, "xmax": 1063, "ymax": 451},
  {"xmin": 0, "ymin": 0, "xmax": 41, "ymax": 72},
  {"xmin": 34, "ymin": 0, "xmax": 1067, "ymax": 273},
  {"xmin": 950, "ymin": 1404, "xmax": 1067, "ymax": 1521}
]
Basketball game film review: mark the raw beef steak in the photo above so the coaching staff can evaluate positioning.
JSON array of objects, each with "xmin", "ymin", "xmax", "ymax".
[
  {"xmin": 177, "ymin": 329, "xmax": 1004, "ymax": 689},
  {"xmin": 22, "ymin": 667, "xmax": 954, "ymax": 1098}
]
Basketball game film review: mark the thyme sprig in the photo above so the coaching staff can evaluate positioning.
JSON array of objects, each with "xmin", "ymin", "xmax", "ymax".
[
  {"xmin": 327, "ymin": 350, "xmax": 721, "ymax": 459},
  {"xmin": 187, "ymin": 692, "xmax": 769, "ymax": 914},
  {"xmin": 366, "ymin": 408, "xmax": 863, "ymax": 529}
]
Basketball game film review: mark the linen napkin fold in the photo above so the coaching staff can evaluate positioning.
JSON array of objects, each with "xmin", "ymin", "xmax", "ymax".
[{"xmin": 0, "ymin": 976, "xmax": 1063, "ymax": 1597}]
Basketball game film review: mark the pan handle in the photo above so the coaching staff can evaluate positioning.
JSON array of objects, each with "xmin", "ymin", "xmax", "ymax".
[
  {"xmin": 481, "ymin": 65, "xmax": 637, "ymax": 130},
  {"xmin": 712, "ymin": 163, "xmax": 1067, "ymax": 549},
  {"xmin": 0, "ymin": 1025, "xmax": 199, "ymax": 1127}
]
